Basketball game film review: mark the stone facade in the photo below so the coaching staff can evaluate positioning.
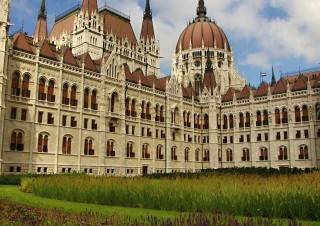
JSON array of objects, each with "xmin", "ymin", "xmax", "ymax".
[{"xmin": 0, "ymin": 0, "xmax": 319, "ymax": 175}]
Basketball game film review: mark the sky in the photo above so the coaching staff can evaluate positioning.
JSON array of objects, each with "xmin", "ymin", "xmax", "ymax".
[{"xmin": 9, "ymin": 0, "xmax": 320, "ymax": 86}]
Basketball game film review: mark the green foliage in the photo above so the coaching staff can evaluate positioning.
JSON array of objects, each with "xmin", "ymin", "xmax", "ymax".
[{"xmin": 24, "ymin": 171, "xmax": 320, "ymax": 221}]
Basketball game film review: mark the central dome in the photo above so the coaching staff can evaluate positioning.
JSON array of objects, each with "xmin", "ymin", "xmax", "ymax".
[{"xmin": 176, "ymin": 0, "xmax": 230, "ymax": 53}]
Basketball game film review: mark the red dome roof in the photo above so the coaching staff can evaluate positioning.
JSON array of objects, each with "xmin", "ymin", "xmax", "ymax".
[{"xmin": 176, "ymin": 18, "xmax": 230, "ymax": 53}]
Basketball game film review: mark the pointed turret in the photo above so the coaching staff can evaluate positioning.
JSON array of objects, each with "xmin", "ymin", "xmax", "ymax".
[
  {"xmin": 33, "ymin": 0, "xmax": 48, "ymax": 43},
  {"xmin": 140, "ymin": 0, "xmax": 155, "ymax": 42},
  {"xmin": 271, "ymin": 65, "xmax": 276, "ymax": 86},
  {"xmin": 82, "ymin": 0, "xmax": 98, "ymax": 15},
  {"xmin": 197, "ymin": 0, "xmax": 207, "ymax": 18}
]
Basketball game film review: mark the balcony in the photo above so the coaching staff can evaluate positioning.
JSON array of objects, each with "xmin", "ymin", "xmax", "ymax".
[
  {"xmin": 241, "ymin": 156, "xmax": 250, "ymax": 161},
  {"xmin": 62, "ymin": 97, "xmax": 70, "ymax": 105},
  {"xmin": 256, "ymin": 121, "xmax": 262, "ymax": 127},
  {"xmin": 47, "ymin": 94, "xmax": 55, "ymax": 102},
  {"xmin": 21, "ymin": 90, "xmax": 31, "ymax": 98},
  {"xmin": 11, "ymin": 88, "xmax": 20, "ymax": 96},
  {"xmin": 158, "ymin": 154, "xmax": 164, "ymax": 160},
  {"xmin": 38, "ymin": 92, "xmax": 46, "ymax": 101},
  {"xmin": 142, "ymin": 153, "xmax": 150, "ymax": 159},
  {"xmin": 107, "ymin": 151, "xmax": 116, "ymax": 157},
  {"xmin": 71, "ymin": 121, "xmax": 77, "ymax": 127},
  {"xmin": 91, "ymin": 104, "xmax": 98, "ymax": 110},
  {"xmin": 70, "ymin": 99, "xmax": 78, "ymax": 107},
  {"xmin": 259, "ymin": 156, "xmax": 268, "ymax": 161},
  {"xmin": 263, "ymin": 120, "xmax": 269, "ymax": 126},
  {"xmin": 298, "ymin": 154, "xmax": 308, "ymax": 160}
]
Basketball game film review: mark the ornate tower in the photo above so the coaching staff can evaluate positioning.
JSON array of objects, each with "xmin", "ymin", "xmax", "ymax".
[
  {"xmin": 33, "ymin": 0, "xmax": 48, "ymax": 43},
  {"xmin": 139, "ymin": 0, "xmax": 160, "ymax": 76},
  {"xmin": 72, "ymin": 0, "xmax": 104, "ymax": 60},
  {"xmin": 0, "ymin": 0, "xmax": 11, "ymax": 174}
]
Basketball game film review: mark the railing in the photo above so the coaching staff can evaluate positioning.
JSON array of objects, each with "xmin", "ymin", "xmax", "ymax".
[
  {"xmin": 55, "ymin": 4, "xmax": 81, "ymax": 21},
  {"xmin": 98, "ymin": 5, "xmax": 130, "ymax": 20}
]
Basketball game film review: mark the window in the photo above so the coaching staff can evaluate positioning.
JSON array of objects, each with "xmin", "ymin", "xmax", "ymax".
[
  {"xmin": 142, "ymin": 144, "xmax": 150, "ymax": 159},
  {"xmin": 282, "ymin": 108, "xmax": 288, "ymax": 124},
  {"xmin": 184, "ymin": 148, "xmax": 189, "ymax": 161},
  {"xmin": 111, "ymin": 92, "xmax": 118, "ymax": 112},
  {"xmin": 256, "ymin": 111, "xmax": 262, "ymax": 126},
  {"xmin": 204, "ymin": 114, "xmax": 209, "ymax": 129},
  {"xmin": 223, "ymin": 136, "xmax": 227, "ymax": 144},
  {"xmin": 278, "ymin": 146, "xmax": 288, "ymax": 160},
  {"xmin": 62, "ymin": 115, "xmax": 67, "ymax": 126},
  {"xmin": 239, "ymin": 113, "xmax": 244, "ymax": 128},
  {"xmin": 203, "ymin": 150, "xmax": 210, "ymax": 162},
  {"xmin": 106, "ymin": 140, "xmax": 115, "ymax": 157},
  {"xmin": 38, "ymin": 111, "xmax": 43, "ymax": 123},
  {"xmin": 296, "ymin": 130, "xmax": 301, "ymax": 139},
  {"xmin": 92, "ymin": 120, "xmax": 97, "ymax": 130},
  {"xmin": 71, "ymin": 116, "xmax": 77, "ymax": 127},
  {"xmin": 276, "ymin": 132, "xmax": 281, "ymax": 140},
  {"xmin": 84, "ymin": 138, "xmax": 94, "ymax": 155},
  {"xmin": 242, "ymin": 148, "xmax": 250, "ymax": 161},
  {"xmin": 226, "ymin": 149, "xmax": 233, "ymax": 162},
  {"xmin": 62, "ymin": 84, "xmax": 69, "ymax": 105},
  {"xmin": 84, "ymin": 118, "xmax": 88, "ymax": 129},
  {"xmin": 259, "ymin": 147, "xmax": 268, "ymax": 161},
  {"xmin": 62, "ymin": 136, "xmax": 72, "ymax": 154},
  {"xmin": 195, "ymin": 149, "xmax": 200, "ymax": 162},
  {"xmin": 299, "ymin": 145, "xmax": 308, "ymax": 160},
  {"xmin": 70, "ymin": 85, "xmax": 78, "ymax": 106},
  {"xmin": 295, "ymin": 106, "xmax": 301, "ymax": 122},
  {"xmin": 21, "ymin": 109, "xmax": 27, "ymax": 121},
  {"xmin": 126, "ymin": 125, "xmax": 130, "ymax": 135},
  {"xmin": 91, "ymin": 90, "xmax": 98, "ymax": 110},
  {"xmin": 126, "ymin": 142, "xmax": 135, "ymax": 158},
  {"xmin": 10, "ymin": 131, "xmax": 24, "ymax": 151},
  {"xmin": 156, "ymin": 145, "xmax": 164, "ymax": 160},
  {"xmin": 125, "ymin": 98, "xmax": 130, "ymax": 116},
  {"xmin": 317, "ymin": 129, "xmax": 320, "ymax": 138},
  {"xmin": 275, "ymin": 109, "xmax": 280, "ymax": 125},
  {"xmin": 10, "ymin": 107, "xmax": 17, "ymax": 119},
  {"xmin": 22, "ymin": 74, "xmax": 30, "ymax": 98},
  {"xmin": 38, "ymin": 134, "xmax": 48, "ymax": 153},
  {"xmin": 257, "ymin": 134, "xmax": 262, "ymax": 142},
  {"xmin": 245, "ymin": 112, "xmax": 250, "ymax": 127},
  {"xmin": 263, "ymin": 110, "xmax": 269, "ymax": 125},
  {"xmin": 264, "ymin": 133, "xmax": 269, "ymax": 141},
  {"xmin": 223, "ymin": 115, "xmax": 228, "ymax": 129},
  {"xmin": 283, "ymin": 131, "xmax": 288, "ymax": 140},
  {"xmin": 171, "ymin": 147, "xmax": 177, "ymax": 161},
  {"xmin": 84, "ymin": 88, "xmax": 89, "ymax": 109},
  {"xmin": 132, "ymin": 126, "xmax": 135, "ymax": 135},
  {"xmin": 11, "ymin": 72, "xmax": 20, "ymax": 96},
  {"xmin": 131, "ymin": 100, "xmax": 137, "ymax": 117},
  {"xmin": 47, "ymin": 80, "xmax": 55, "ymax": 102},
  {"xmin": 239, "ymin": 135, "xmax": 244, "ymax": 143},
  {"xmin": 316, "ymin": 103, "xmax": 320, "ymax": 120},
  {"xmin": 38, "ymin": 78, "xmax": 46, "ymax": 100},
  {"xmin": 47, "ymin": 113, "xmax": 54, "ymax": 124},
  {"xmin": 230, "ymin": 136, "xmax": 234, "ymax": 144},
  {"xmin": 247, "ymin": 134, "xmax": 251, "ymax": 142},
  {"xmin": 302, "ymin": 105, "xmax": 308, "ymax": 122},
  {"xmin": 304, "ymin": 130, "xmax": 309, "ymax": 138}
]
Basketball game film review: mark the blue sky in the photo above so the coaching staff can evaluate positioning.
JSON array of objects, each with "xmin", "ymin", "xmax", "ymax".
[{"xmin": 9, "ymin": 0, "xmax": 320, "ymax": 86}]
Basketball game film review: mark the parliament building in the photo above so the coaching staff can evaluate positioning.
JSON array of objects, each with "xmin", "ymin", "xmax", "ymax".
[{"xmin": 0, "ymin": 0, "xmax": 319, "ymax": 175}]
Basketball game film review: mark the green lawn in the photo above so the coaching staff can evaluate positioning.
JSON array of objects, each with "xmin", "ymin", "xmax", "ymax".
[{"xmin": 0, "ymin": 185, "xmax": 319, "ymax": 226}]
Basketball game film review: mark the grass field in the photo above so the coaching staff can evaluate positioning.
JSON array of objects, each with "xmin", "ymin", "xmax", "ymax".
[
  {"xmin": 0, "ymin": 185, "xmax": 318, "ymax": 226},
  {"xmin": 23, "ymin": 172, "xmax": 320, "ymax": 221}
]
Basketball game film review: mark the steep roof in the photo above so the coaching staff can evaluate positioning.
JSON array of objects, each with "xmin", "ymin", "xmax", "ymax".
[
  {"xmin": 203, "ymin": 71, "xmax": 216, "ymax": 94},
  {"xmin": 33, "ymin": 0, "xmax": 47, "ymax": 43},
  {"xmin": 49, "ymin": 11, "xmax": 78, "ymax": 40},
  {"xmin": 238, "ymin": 85, "xmax": 251, "ymax": 100},
  {"xmin": 79, "ymin": 53, "xmax": 99, "ymax": 72},
  {"xmin": 272, "ymin": 78, "xmax": 287, "ymax": 94},
  {"xmin": 182, "ymin": 86, "xmax": 195, "ymax": 99},
  {"xmin": 101, "ymin": 10, "xmax": 137, "ymax": 44},
  {"xmin": 222, "ymin": 87, "xmax": 234, "ymax": 102},
  {"xmin": 12, "ymin": 33, "xmax": 34, "ymax": 53},
  {"xmin": 82, "ymin": 0, "xmax": 98, "ymax": 15},
  {"xmin": 39, "ymin": 40, "xmax": 57, "ymax": 60},
  {"xmin": 292, "ymin": 75, "xmax": 307, "ymax": 91},
  {"xmin": 255, "ymin": 82, "xmax": 268, "ymax": 97},
  {"xmin": 62, "ymin": 47, "xmax": 79, "ymax": 67}
]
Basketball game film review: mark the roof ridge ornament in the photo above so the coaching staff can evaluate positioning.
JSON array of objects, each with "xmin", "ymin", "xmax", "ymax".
[{"xmin": 197, "ymin": 0, "xmax": 207, "ymax": 18}]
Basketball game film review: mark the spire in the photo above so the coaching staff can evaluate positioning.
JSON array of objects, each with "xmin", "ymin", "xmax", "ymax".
[
  {"xmin": 140, "ymin": 0, "xmax": 155, "ymax": 41},
  {"xmin": 144, "ymin": 0, "xmax": 152, "ymax": 19},
  {"xmin": 82, "ymin": 0, "xmax": 98, "ymax": 15},
  {"xmin": 205, "ymin": 48, "xmax": 213, "ymax": 73},
  {"xmin": 38, "ymin": 0, "xmax": 47, "ymax": 19},
  {"xmin": 271, "ymin": 65, "xmax": 276, "ymax": 86},
  {"xmin": 33, "ymin": 0, "xmax": 48, "ymax": 43},
  {"xmin": 197, "ymin": 0, "xmax": 207, "ymax": 18}
]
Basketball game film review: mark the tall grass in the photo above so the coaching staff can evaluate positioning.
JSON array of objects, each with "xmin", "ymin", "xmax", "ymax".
[{"xmin": 24, "ymin": 172, "xmax": 320, "ymax": 221}]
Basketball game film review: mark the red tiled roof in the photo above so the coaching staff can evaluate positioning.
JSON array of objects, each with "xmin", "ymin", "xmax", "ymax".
[
  {"xmin": 182, "ymin": 86, "xmax": 194, "ymax": 99},
  {"xmin": 12, "ymin": 33, "xmax": 34, "ymax": 53},
  {"xmin": 255, "ymin": 82, "xmax": 268, "ymax": 97},
  {"xmin": 79, "ymin": 53, "xmax": 99, "ymax": 72},
  {"xmin": 312, "ymin": 74, "xmax": 320, "ymax": 88},
  {"xmin": 238, "ymin": 85, "xmax": 251, "ymax": 100},
  {"xmin": 63, "ymin": 47, "xmax": 79, "ymax": 67},
  {"xmin": 49, "ymin": 12, "xmax": 78, "ymax": 40},
  {"xmin": 82, "ymin": 0, "xmax": 98, "ymax": 15},
  {"xmin": 140, "ymin": 17, "xmax": 155, "ymax": 42},
  {"xmin": 272, "ymin": 78, "xmax": 287, "ymax": 94},
  {"xmin": 33, "ymin": 17, "xmax": 47, "ymax": 43},
  {"xmin": 292, "ymin": 75, "xmax": 307, "ymax": 91},
  {"xmin": 222, "ymin": 87, "xmax": 234, "ymax": 102},
  {"xmin": 203, "ymin": 71, "xmax": 217, "ymax": 93},
  {"xmin": 39, "ymin": 40, "xmax": 57, "ymax": 61},
  {"xmin": 101, "ymin": 10, "xmax": 137, "ymax": 44}
]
